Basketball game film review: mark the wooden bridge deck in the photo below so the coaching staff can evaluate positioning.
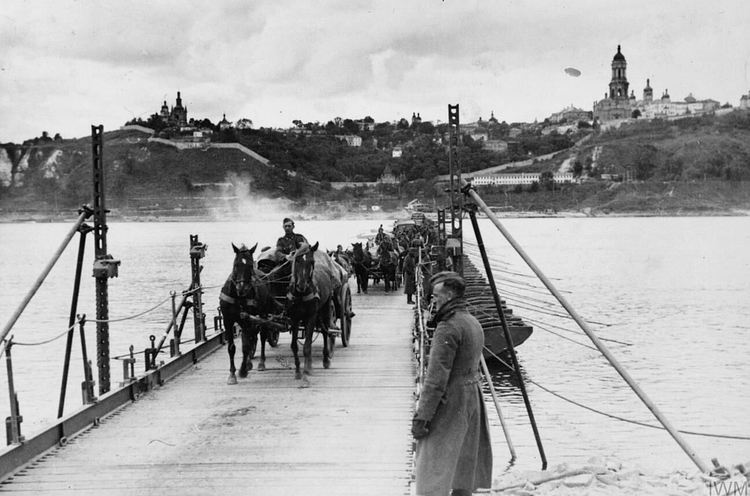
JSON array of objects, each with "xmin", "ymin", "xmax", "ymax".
[{"xmin": 0, "ymin": 287, "xmax": 417, "ymax": 495}]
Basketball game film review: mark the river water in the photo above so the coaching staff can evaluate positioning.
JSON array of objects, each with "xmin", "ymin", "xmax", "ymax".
[{"xmin": 1, "ymin": 216, "xmax": 748, "ymax": 475}]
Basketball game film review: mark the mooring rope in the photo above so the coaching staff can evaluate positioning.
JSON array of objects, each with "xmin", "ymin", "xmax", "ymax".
[
  {"xmin": 465, "ymin": 300, "xmax": 627, "ymax": 351},
  {"xmin": 483, "ymin": 347, "xmax": 750, "ymax": 442},
  {"xmin": 90, "ymin": 295, "xmax": 173, "ymax": 324},
  {"xmin": 8, "ymin": 283, "xmax": 218, "ymax": 346},
  {"xmin": 12, "ymin": 323, "xmax": 76, "ymax": 347}
]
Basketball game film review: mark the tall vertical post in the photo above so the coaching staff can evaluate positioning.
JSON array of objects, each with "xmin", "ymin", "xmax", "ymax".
[
  {"xmin": 189, "ymin": 235, "xmax": 206, "ymax": 342},
  {"xmin": 58, "ymin": 221, "xmax": 92, "ymax": 418},
  {"xmin": 468, "ymin": 206, "xmax": 547, "ymax": 469},
  {"xmin": 92, "ymin": 125, "xmax": 119, "ymax": 395},
  {"xmin": 436, "ymin": 208, "xmax": 447, "ymax": 270},
  {"xmin": 447, "ymin": 104, "xmax": 463, "ymax": 275}
]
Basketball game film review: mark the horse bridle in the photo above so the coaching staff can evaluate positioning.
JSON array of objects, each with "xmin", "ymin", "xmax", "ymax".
[
  {"xmin": 288, "ymin": 249, "xmax": 317, "ymax": 302},
  {"xmin": 232, "ymin": 251, "xmax": 256, "ymax": 299}
]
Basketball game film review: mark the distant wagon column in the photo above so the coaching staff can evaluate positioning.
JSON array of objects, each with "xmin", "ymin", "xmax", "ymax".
[{"xmin": 91, "ymin": 125, "xmax": 120, "ymax": 395}]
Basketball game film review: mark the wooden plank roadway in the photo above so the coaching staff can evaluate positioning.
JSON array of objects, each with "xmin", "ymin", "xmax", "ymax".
[{"xmin": 0, "ymin": 285, "xmax": 417, "ymax": 495}]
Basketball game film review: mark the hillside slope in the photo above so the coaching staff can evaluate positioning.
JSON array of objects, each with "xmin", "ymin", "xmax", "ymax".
[{"xmin": 2, "ymin": 111, "xmax": 750, "ymax": 219}]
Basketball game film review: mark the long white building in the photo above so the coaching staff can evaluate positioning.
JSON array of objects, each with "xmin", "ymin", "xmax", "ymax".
[{"xmin": 471, "ymin": 172, "xmax": 575, "ymax": 186}]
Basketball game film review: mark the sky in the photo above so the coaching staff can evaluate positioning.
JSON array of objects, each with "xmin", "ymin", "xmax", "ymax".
[{"xmin": 1, "ymin": 0, "xmax": 750, "ymax": 143}]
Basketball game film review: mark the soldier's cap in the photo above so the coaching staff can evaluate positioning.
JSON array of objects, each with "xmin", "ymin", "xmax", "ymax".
[
  {"xmin": 283, "ymin": 217, "xmax": 294, "ymax": 225},
  {"xmin": 429, "ymin": 271, "xmax": 465, "ymax": 292}
]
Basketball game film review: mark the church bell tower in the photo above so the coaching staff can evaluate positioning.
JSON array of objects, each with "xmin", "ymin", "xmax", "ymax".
[{"xmin": 609, "ymin": 45, "xmax": 629, "ymax": 99}]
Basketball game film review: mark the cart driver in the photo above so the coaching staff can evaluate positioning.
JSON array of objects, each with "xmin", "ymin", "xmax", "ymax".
[{"xmin": 276, "ymin": 218, "xmax": 308, "ymax": 261}]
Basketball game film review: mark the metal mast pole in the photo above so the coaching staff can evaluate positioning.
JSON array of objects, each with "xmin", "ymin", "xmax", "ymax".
[
  {"xmin": 189, "ymin": 235, "xmax": 206, "ymax": 343},
  {"xmin": 92, "ymin": 125, "xmax": 119, "ymax": 395},
  {"xmin": 447, "ymin": 104, "xmax": 463, "ymax": 275}
]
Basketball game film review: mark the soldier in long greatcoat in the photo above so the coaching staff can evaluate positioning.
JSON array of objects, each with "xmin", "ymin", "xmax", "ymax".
[{"xmin": 413, "ymin": 272, "xmax": 493, "ymax": 496}]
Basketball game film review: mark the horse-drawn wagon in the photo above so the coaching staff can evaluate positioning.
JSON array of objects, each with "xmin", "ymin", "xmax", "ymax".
[{"xmin": 219, "ymin": 242, "xmax": 353, "ymax": 385}]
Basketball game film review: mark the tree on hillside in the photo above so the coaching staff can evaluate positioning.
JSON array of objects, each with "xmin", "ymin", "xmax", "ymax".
[
  {"xmin": 417, "ymin": 121, "xmax": 435, "ymax": 135},
  {"xmin": 632, "ymin": 144, "xmax": 658, "ymax": 180},
  {"xmin": 145, "ymin": 113, "xmax": 168, "ymax": 132},
  {"xmin": 539, "ymin": 170, "xmax": 555, "ymax": 191},
  {"xmin": 236, "ymin": 118, "xmax": 253, "ymax": 129},
  {"xmin": 573, "ymin": 160, "xmax": 584, "ymax": 177},
  {"xmin": 342, "ymin": 119, "xmax": 359, "ymax": 134}
]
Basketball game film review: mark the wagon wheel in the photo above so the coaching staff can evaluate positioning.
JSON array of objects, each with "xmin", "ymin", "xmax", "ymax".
[{"xmin": 340, "ymin": 286, "xmax": 353, "ymax": 347}]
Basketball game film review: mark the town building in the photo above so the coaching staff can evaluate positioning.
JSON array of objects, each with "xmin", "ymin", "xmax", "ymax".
[
  {"xmin": 335, "ymin": 135, "xmax": 362, "ymax": 147},
  {"xmin": 471, "ymin": 172, "xmax": 575, "ymax": 186},
  {"xmin": 484, "ymin": 139, "xmax": 508, "ymax": 153},
  {"xmin": 379, "ymin": 164, "xmax": 398, "ymax": 183}
]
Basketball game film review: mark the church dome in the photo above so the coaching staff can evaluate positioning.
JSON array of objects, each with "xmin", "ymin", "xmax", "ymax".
[
  {"xmin": 613, "ymin": 45, "xmax": 625, "ymax": 61},
  {"xmin": 684, "ymin": 93, "xmax": 696, "ymax": 103}
]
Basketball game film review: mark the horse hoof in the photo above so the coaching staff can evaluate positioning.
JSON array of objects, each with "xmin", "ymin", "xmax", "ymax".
[
  {"xmin": 323, "ymin": 358, "xmax": 331, "ymax": 369},
  {"xmin": 295, "ymin": 371, "xmax": 302, "ymax": 380},
  {"xmin": 299, "ymin": 378, "xmax": 311, "ymax": 389},
  {"xmin": 239, "ymin": 368, "xmax": 248, "ymax": 379},
  {"xmin": 227, "ymin": 373, "xmax": 238, "ymax": 385},
  {"xmin": 248, "ymin": 361, "xmax": 253, "ymax": 371},
  {"xmin": 258, "ymin": 363, "xmax": 266, "ymax": 372}
]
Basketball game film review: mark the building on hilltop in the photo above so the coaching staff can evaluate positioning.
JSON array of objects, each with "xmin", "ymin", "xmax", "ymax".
[
  {"xmin": 594, "ymin": 46, "xmax": 721, "ymax": 124},
  {"xmin": 159, "ymin": 91, "xmax": 189, "ymax": 128},
  {"xmin": 549, "ymin": 105, "xmax": 591, "ymax": 124},
  {"xmin": 593, "ymin": 46, "xmax": 635, "ymax": 121},
  {"xmin": 740, "ymin": 91, "xmax": 750, "ymax": 110},
  {"xmin": 218, "ymin": 114, "xmax": 232, "ymax": 131}
]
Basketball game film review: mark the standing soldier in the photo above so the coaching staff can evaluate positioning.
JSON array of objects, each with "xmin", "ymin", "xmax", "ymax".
[
  {"xmin": 413, "ymin": 271, "xmax": 493, "ymax": 496},
  {"xmin": 403, "ymin": 248, "xmax": 417, "ymax": 305}
]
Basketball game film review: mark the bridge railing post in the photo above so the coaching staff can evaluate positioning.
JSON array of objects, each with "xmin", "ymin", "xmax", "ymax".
[{"xmin": 4, "ymin": 339, "xmax": 24, "ymax": 445}]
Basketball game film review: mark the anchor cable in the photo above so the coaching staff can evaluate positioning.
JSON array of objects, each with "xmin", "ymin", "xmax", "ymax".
[{"xmin": 484, "ymin": 347, "xmax": 750, "ymax": 442}]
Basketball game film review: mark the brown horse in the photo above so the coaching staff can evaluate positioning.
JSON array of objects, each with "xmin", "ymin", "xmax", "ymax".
[
  {"xmin": 287, "ymin": 242, "xmax": 334, "ymax": 383},
  {"xmin": 219, "ymin": 243, "xmax": 261, "ymax": 385},
  {"xmin": 351, "ymin": 242, "xmax": 373, "ymax": 294}
]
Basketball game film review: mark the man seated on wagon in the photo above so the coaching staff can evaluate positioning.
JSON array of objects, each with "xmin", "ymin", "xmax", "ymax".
[{"xmin": 275, "ymin": 217, "xmax": 308, "ymax": 261}]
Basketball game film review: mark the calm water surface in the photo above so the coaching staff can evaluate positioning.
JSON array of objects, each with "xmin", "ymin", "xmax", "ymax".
[{"xmin": 1, "ymin": 216, "xmax": 748, "ymax": 474}]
